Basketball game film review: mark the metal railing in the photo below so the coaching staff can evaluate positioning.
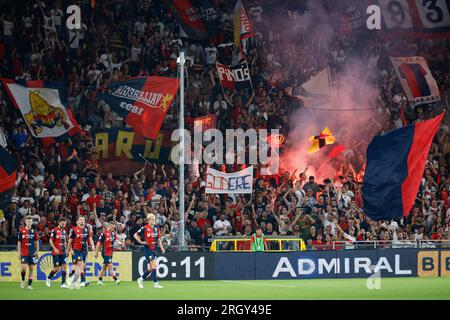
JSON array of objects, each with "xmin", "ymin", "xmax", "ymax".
[
  {"xmin": 314, "ymin": 240, "xmax": 450, "ymax": 250},
  {"xmin": 210, "ymin": 236, "xmax": 306, "ymax": 252},
  {"xmin": 1, "ymin": 239, "xmax": 449, "ymax": 252}
]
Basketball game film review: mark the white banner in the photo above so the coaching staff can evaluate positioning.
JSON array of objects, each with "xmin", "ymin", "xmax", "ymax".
[
  {"xmin": 205, "ymin": 166, "xmax": 253, "ymax": 194},
  {"xmin": 390, "ymin": 56, "xmax": 441, "ymax": 106}
]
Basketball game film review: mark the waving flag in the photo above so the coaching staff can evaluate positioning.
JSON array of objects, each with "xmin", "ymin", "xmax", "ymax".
[
  {"xmin": 0, "ymin": 146, "xmax": 17, "ymax": 210},
  {"xmin": 285, "ymin": 67, "xmax": 331, "ymax": 107},
  {"xmin": 96, "ymin": 76, "xmax": 179, "ymax": 140},
  {"xmin": 0, "ymin": 78, "xmax": 81, "ymax": 140},
  {"xmin": 167, "ymin": 0, "xmax": 209, "ymax": 40},
  {"xmin": 308, "ymin": 127, "xmax": 336, "ymax": 154},
  {"xmin": 194, "ymin": 114, "xmax": 217, "ymax": 133},
  {"xmin": 362, "ymin": 113, "xmax": 443, "ymax": 221},
  {"xmin": 234, "ymin": 0, "xmax": 254, "ymax": 50},
  {"xmin": 390, "ymin": 57, "xmax": 440, "ymax": 106}
]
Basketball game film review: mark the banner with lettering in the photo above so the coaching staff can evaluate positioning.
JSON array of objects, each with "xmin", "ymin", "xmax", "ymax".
[
  {"xmin": 96, "ymin": 76, "xmax": 179, "ymax": 140},
  {"xmin": 376, "ymin": 0, "xmax": 450, "ymax": 38},
  {"xmin": 216, "ymin": 61, "xmax": 253, "ymax": 92},
  {"xmin": 94, "ymin": 128, "xmax": 173, "ymax": 175},
  {"xmin": 205, "ymin": 166, "xmax": 253, "ymax": 194}
]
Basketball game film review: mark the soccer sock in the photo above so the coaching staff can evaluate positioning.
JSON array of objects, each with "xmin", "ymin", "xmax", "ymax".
[
  {"xmin": 141, "ymin": 270, "xmax": 151, "ymax": 279},
  {"xmin": 99, "ymin": 277, "xmax": 103, "ymax": 281},
  {"xmin": 21, "ymin": 271, "xmax": 26, "ymax": 281},
  {"xmin": 28, "ymin": 278, "xmax": 33, "ymax": 286},
  {"xmin": 80, "ymin": 272, "xmax": 86, "ymax": 283},
  {"xmin": 47, "ymin": 270, "xmax": 56, "ymax": 280},
  {"xmin": 150, "ymin": 270, "xmax": 158, "ymax": 283},
  {"xmin": 112, "ymin": 276, "xmax": 117, "ymax": 281},
  {"xmin": 69, "ymin": 270, "xmax": 76, "ymax": 278},
  {"xmin": 61, "ymin": 271, "xmax": 66, "ymax": 284}
]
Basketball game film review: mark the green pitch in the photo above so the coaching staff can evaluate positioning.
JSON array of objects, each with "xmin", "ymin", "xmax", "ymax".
[{"xmin": 0, "ymin": 277, "xmax": 449, "ymax": 300}]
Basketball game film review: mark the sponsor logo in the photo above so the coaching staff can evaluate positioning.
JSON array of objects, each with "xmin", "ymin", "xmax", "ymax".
[
  {"xmin": 417, "ymin": 250, "xmax": 450, "ymax": 277},
  {"xmin": 36, "ymin": 252, "xmax": 121, "ymax": 280},
  {"xmin": 272, "ymin": 255, "xmax": 412, "ymax": 277}
]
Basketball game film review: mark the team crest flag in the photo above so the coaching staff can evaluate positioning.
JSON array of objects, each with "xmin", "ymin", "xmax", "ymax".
[
  {"xmin": 308, "ymin": 127, "xmax": 336, "ymax": 154},
  {"xmin": 96, "ymin": 76, "xmax": 179, "ymax": 140},
  {"xmin": 0, "ymin": 78, "xmax": 81, "ymax": 139},
  {"xmin": 363, "ymin": 113, "xmax": 443, "ymax": 221},
  {"xmin": 206, "ymin": 166, "xmax": 253, "ymax": 194},
  {"xmin": 390, "ymin": 57, "xmax": 440, "ymax": 106}
]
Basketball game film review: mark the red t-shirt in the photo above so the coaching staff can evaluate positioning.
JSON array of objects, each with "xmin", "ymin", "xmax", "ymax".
[{"xmin": 86, "ymin": 195, "xmax": 101, "ymax": 211}]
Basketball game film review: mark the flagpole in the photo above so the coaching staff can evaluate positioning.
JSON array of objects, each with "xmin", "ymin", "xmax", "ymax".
[{"xmin": 177, "ymin": 51, "xmax": 186, "ymax": 252}]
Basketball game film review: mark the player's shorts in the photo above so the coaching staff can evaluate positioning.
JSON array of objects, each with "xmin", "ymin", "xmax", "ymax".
[
  {"xmin": 102, "ymin": 255, "xmax": 112, "ymax": 265},
  {"xmin": 20, "ymin": 256, "xmax": 37, "ymax": 265},
  {"xmin": 144, "ymin": 247, "xmax": 157, "ymax": 264},
  {"xmin": 53, "ymin": 254, "xmax": 67, "ymax": 267},
  {"xmin": 72, "ymin": 250, "xmax": 86, "ymax": 263}
]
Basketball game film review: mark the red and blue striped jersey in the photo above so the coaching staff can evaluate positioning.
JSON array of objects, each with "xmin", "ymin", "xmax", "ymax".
[
  {"xmin": 18, "ymin": 227, "xmax": 39, "ymax": 256},
  {"xmin": 69, "ymin": 226, "xmax": 92, "ymax": 251},
  {"xmin": 138, "ymin": 224, "xmax": 160, "ymax": 251},
  {"xmin": 98, "ymin": 229, "xmax": 116, "ymax": 256},
  {"xmin": 50, "ymin": 226, "xmax": 67, "ymax": 255}
]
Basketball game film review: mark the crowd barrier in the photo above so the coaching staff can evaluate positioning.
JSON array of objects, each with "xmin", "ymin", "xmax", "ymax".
[{"xmin": 1, "ymin": 249, "xmax": 448, "ymax": 281}]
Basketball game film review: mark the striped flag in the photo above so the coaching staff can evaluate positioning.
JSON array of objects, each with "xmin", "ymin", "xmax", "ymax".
[
  {"xmin": 390, "ymin": 57, "xmax": 440, "ymax": 107},
  {"xmin": 363, "ymin": 113, "xmax": 444, "ymax": 220}
]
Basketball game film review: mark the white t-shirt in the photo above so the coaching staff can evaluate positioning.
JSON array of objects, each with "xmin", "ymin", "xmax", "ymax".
[
  {"xmin": 134, "ymin": 21, "xmax": 147, "ymax": 37},
  {"xmin": 343, "ymin": 232, "xmax": 356, "ymax": 249},
  {"xmin": 68, "ymin": 30, "xmax": 81, "ymax": 49},
  {"xmin": 20, "ymin": 197, "xmax": 35, "ymax": 205},
  {"xmin": 130, "ymin": 46, "xmax": 142, "ymax": 62},
  {"xmin": 213, "ymin": 219, "xmax": 231, "ymax": 236},
  {"xmin": 250, "ymin": 6, "xmax": 263, "ymax": 22},
  {"xmin": 3, "ymin": 20, "xmax": 13, "ymax": 36},
  {"xmin": 52, "ymin": 9, "xmax": 63, "ymax": 26},
  {"xmin": 205, "ymin": 47, "xmax": 217, "ymax": 65},
  {"xmin": 156, "ymin": 214, "xmax": 167, "ymax": 227},
  {"xmin": 213, "ymin": 100, "xmax": 227, "ymax": 112},
  {"xmin": 32, "ymin": 175, "xmax": 44, "ymax": 184}
]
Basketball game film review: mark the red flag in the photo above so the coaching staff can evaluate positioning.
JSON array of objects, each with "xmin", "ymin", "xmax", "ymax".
[
  {"xmin": 194, "ymin": 114, "xmax": 217, "ymax": 132},
  {"xmin": 97, "ymin": 76, "xmax": 179, "ymax": 140}
]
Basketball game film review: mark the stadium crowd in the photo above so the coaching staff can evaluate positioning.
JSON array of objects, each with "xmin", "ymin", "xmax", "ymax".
[{"xmin": 0, "ymin": 0, "xmax": 449, "ymax": 253}]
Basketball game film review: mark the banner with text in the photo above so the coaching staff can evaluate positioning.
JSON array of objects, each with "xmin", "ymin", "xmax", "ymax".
[
  {"xmin": 205, "ymin": 166, "xmax": 253, "ymax": 194},
  {"xmin": 94, "ymin": 128, "xmax": 173, "ymax": 175}
]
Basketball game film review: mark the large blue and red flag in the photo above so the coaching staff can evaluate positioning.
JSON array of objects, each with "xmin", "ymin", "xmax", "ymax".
[
  {"xmin": 0, "ymin": 78, "xmax": 81, "ymax": 144},
  {"xmin": 362, "ymin": 113, "xmax": 444, "ymax": 221},
  {"xmin": 0, "ymin": 146, "xmax": 17, "ymax": 210},
  {"xmin": 96, "ymin": 76, "xmax": 179, "ymax": 140}
]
